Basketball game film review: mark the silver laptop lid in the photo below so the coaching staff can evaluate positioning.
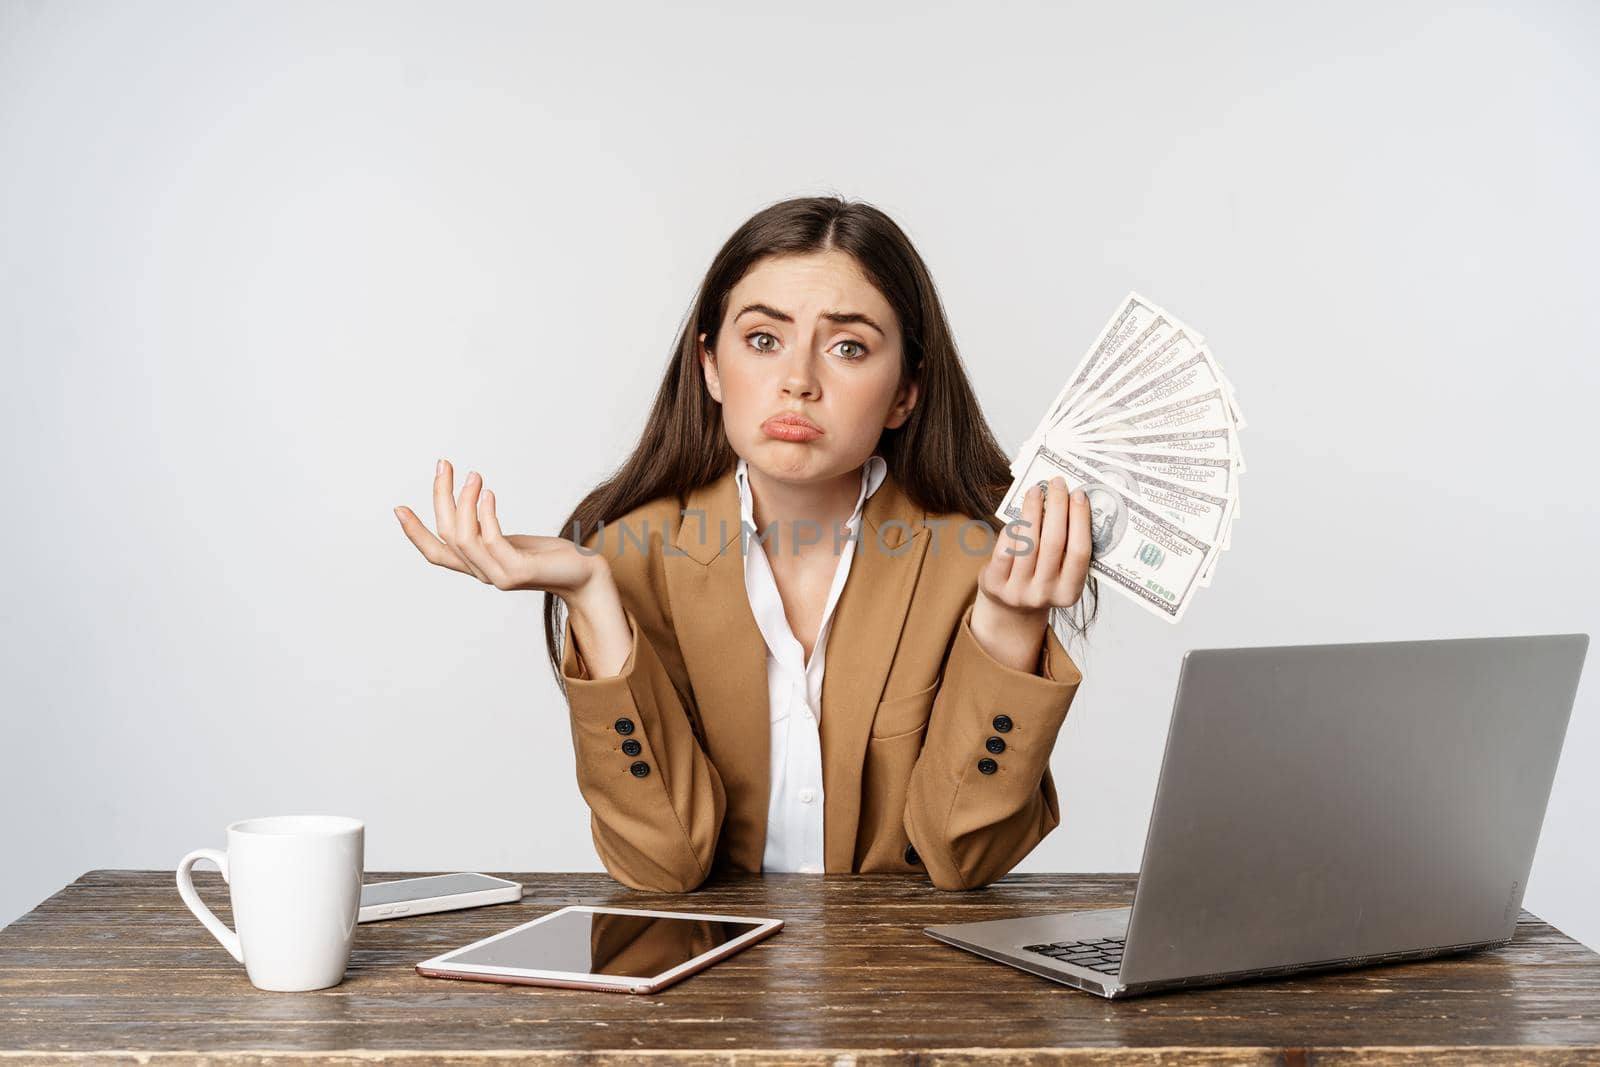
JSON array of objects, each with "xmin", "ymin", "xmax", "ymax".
[{"xmin": 1119, "ymin": 632, "xmax": 1588, "ymax": 987}]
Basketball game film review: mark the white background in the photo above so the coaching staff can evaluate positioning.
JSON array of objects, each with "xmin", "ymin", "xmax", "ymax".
[{"xmin": 3, "ymin": 1, "xmax": 1596, "ymax": 949}]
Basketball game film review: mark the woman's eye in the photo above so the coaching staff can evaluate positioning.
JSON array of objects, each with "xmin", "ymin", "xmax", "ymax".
[{"xmin": 745, "ymin": 332, "xmax": 868, "ymax": 360}]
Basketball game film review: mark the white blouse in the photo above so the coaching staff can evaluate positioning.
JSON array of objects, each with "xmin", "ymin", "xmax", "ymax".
[{"xmin": 735, "ymin": 453, "xmax": 889, "ymax": 873}]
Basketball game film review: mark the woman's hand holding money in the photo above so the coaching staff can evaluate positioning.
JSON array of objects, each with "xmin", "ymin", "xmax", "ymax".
[
  {"xmin": 971, "ymin": 476, "xmax": 1091, "ymax": 674},
  {"xmin": 394, "ymin": 459, "xmax": 633, "ymax": 677}
]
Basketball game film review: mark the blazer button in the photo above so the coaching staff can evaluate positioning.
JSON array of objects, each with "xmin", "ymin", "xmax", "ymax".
[
  {"xmin": 904, "ymin": 843, "xmax": 920, "ymax": 865},
  {"xmin": 992, "ymin": 714, "xmax": 1013, "ymax": 733},
  {"xmin": 630, "ymin": 760, "xmax": 650, "ymax": 778},
  {"xmin": 986, "ymin": 735, "xmax": 1006, "ymax": 754},
  {"xmin": 614, "ymin": 717, "xmax": 635, "ymax": 736},
  {"xmin": 621, "ymin": 738, "xmax": 641, "ymax": 756},
  {"xmin": 977, "ymin": 757, "xmax": 998, "ymax": 775}
]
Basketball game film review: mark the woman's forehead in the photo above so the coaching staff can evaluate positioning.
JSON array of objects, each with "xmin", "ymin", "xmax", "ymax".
[{"xmin": 729, "ymin": 252, "xmax": 894, "ymax": 323}]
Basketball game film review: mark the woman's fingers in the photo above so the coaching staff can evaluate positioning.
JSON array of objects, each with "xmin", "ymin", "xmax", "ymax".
[
  {"xmin": 394, "ymin": 505, "xmax": 472, "ymax": 575},
  {"xmin": 429, "ymin": 459, "xmax": 491, "ymax": 582},
  {"xmin": 403, "ymin": 461, "xmax": 596, "ymax": 595},
  {"xmin": 448, "ymin": 472, "xmax": 499, "ymax": 583},
  {"xmin": 1006, "ymin": 479, "xmax": 1046, "ymax": 588},
  {"xmin": 981, "ymin": 521, "xmax": 1014, "ymax": 589},
  {"xmin": 477, "ymin": 488, "xmax": 508, "ymax": 549},
  {"xmin": 432, "ymin": 459, "xmax": 459, "ymax": 542},
  {"xmin": 468, "ymin": 488, "xmax": 515, "ymax": 587},
  {"xmin": 1031, "ymin": 476, "xmax": 1069, "ymax": 591},
  {"xmin": 455, "ymin": 471, "xmax": 482, "ymax": 541},
  {"xmin": 982, "ymin": 476, "xmax": 1093, "ymax": 612},
  {"xmin": 1054, "ymin": 487, "xmax": 1093, "ymax": 606},
  {"xmin": 983, "ymin": 483, "xmax": 1035, "ymax": 590}
]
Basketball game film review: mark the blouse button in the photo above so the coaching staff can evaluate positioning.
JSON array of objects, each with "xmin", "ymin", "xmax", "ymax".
[{"xmin": 798, "ymin": 788, "xmax": 816, "ymax": 804}]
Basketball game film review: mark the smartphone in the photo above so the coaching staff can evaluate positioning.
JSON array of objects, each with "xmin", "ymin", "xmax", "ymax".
[{"xmin": 358, "ymin": 873, "xmax": 524, "ymax": 923}]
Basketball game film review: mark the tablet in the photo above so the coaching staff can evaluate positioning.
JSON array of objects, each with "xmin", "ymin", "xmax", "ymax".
[{"xmin": 414, "ymin": 905, "xmax": 783, "ymax": 994}]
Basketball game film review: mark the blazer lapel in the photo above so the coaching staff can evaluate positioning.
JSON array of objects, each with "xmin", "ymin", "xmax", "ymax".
[
  {"xmin": 662, "ymin": 463, "xmax": 931, "ymax": 876},
  {"xmin": 662, "ymin": 467, "xmax": 771, "ymax": 874},
  {"xmin": 819, "ymin": 472, "xmax": 930, "ymax": 872}
]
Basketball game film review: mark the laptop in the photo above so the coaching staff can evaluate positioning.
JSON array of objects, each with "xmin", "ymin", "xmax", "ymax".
[{"xmin": 925, "ymin": 632, "xmax": 1589, "ymax": 999}]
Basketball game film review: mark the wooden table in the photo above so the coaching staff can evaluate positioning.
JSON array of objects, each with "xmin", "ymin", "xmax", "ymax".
[{"xmin": 2, "ymin": 870, "xmax": 1597, "ymax": 1064}]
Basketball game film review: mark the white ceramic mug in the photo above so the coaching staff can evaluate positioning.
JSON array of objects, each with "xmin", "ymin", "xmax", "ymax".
[{"xmin": 176, "ymin": 814, "xmax": 364, "ymax": 992}]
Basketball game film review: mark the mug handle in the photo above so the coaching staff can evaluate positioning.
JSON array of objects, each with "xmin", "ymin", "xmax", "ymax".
[{"xmin": 176, "ymin": 847, "xmax": 243, "ymax": 963}]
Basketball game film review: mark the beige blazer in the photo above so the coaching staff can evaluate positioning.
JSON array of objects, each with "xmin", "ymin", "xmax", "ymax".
[{"xmin": 560, "ymin": 464, "xmax": 1084, "ymax": 892}]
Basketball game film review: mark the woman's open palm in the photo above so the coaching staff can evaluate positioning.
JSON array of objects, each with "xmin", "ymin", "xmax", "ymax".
[{"xmin": 395, "ymin": 459, "xmax": 598, "ymax": 597}]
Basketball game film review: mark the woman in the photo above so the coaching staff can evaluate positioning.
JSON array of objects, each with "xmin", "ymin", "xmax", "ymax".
[{"xmin": 395, "ymin": 195, "xmax": 1099, "ymax": 893}]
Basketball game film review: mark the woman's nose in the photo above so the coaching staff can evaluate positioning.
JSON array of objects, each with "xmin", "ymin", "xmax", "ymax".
[{"xmin": 780, "ymin": 350, "xmax": 820, "ymax": 398}]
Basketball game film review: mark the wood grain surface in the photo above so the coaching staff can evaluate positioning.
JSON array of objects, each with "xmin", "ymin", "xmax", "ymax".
[{"xmin": 1, "ymin": 870, "xmax": 1597, "ymax": 1064}]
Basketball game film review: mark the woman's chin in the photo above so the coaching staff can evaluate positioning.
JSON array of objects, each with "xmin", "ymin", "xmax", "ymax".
[{"xmin": 748, "ymin": 445, "xmax": 830, "ymax": 482}]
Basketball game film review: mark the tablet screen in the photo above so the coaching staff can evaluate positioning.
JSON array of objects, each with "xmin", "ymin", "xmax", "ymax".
[{"xmin": 443, "ymin": 909, "xmax": 766, "ymax": 979}]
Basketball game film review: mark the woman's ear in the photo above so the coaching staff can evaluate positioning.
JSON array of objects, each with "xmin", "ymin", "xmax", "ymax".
[
  {"xmin": 885, "ymin": 375, "xmax": 919, "ymax": 429},
  {"xmin": 699, "ymin": 331, "xmax": 722, "ymax": 404}
]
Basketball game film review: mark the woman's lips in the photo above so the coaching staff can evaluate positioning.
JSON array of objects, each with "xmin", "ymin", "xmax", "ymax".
[{"xmin": 761, "ymin": 414, "xmax": 823, "ymax": 442}]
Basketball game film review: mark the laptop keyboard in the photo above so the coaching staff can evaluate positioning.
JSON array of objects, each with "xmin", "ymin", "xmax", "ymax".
[{"xmin": 1022, "ymin": 937, "xmax": 1125, "ymax": 974}]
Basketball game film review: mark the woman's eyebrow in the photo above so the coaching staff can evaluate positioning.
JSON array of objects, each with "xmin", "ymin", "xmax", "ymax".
[{"xmin": 734, "ymin": 302, "xmax": 885, "ymax": 338}]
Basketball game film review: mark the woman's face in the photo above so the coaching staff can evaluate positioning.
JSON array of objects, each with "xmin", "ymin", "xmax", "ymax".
[{"xmin": 699, "ymin": 250, "xmax": 917, "ymax": 484}]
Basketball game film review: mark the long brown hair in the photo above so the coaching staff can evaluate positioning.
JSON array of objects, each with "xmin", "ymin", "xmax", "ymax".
[{"xmin": 542, "ymin": 195, "xmax": 1098, "ymax": 691}]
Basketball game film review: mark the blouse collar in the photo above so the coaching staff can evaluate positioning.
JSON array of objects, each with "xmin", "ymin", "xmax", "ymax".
[{"xmin": 735, "ymin": 454, "xmax": 888, "ymax": 531}]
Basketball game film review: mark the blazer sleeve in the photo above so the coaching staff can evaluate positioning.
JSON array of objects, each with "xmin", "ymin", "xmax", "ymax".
[
  {"xmin": 902, "ymin": 600, "xmax": 1084, "ymax": 890},
  {"xmin": 559, "ymin": 524, "xmax": 727, "ymax": 894}
]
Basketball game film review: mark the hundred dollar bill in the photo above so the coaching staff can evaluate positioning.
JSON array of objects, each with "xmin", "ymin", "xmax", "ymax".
[
  {"xmin": 1016, "ymin": 295, "xmax": 1220, "ymax": 476},
  {"xmin": 1070, "ymin": 387, "xmax": 1234, "ymax": 437},
  {"xmin": 1052, "ymin": 445, "xmax": 1238, "ymax": 500},
  {"xmin": 1072, "ymin": 450, "xmax": 1236, "ymax": 546},
  {"xmin": 1059, "ymin": 305, "xmax": 1244, "ymax": 437},
  {"xmin": 1061, "ymin": 443, "xmax": 1240, "ymax": 556},
  {"xmin": 1004, "ymin": 291, "xmax": 1242, "ymax": 611},
  {"xmin": 996, "ymin": 444, "xmax": 1217, "ymax": 624},
  {"xmin": 1058, "ymin": 322, "xmax": 1207, "ymax": 430},
  {"xmin": 1015, "ymin": 292, "xmax": 1190, "ymax": 477},
  {"xmin": 1061, "ymin": 442, "xmax": 1241, "ymax": 562},
  {"xmin": 1043, "ymin": 293, "xmax": 1168, "ymax": 427},
  {"xmin": 1068, "ymin": 427, "xmax": 1246, "ymax": 475},
  {"xmin": 1065, "ymin": 343, "xmax": 1226, "ymax": 436},
  {"xmin": 1055, "ymin": 358, "xmax": 1246, "ymax": 479}
]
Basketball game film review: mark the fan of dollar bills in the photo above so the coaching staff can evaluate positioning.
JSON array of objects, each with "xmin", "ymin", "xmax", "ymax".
[{"xmin": 997, "ymin": 292, "xmax": 1245, "ymax": 624}]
